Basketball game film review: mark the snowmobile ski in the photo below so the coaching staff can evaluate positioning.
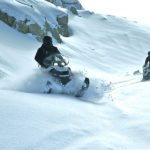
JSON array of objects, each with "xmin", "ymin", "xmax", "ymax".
[{"xmin": 75, "ymin": 77, "xmax": 90, "ymax": 97}]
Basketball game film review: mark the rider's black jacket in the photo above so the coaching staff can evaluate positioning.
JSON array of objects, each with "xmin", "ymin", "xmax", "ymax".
[
  {"xmin": 144, "ymin": 55, "xmax": 150, "ymax": 67},
  {"xmin": 35, "ymin": 44, "xmax": 60, "ymax": 67}
]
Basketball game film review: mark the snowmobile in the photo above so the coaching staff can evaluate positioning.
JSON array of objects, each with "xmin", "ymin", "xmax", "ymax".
[
  {"xmin": 43, "ymin": 53, "xmax": 90, "ymax": 97},
  {"xmin": 142, "ymin": 65, "xmax": 150, "ymax": 80}
]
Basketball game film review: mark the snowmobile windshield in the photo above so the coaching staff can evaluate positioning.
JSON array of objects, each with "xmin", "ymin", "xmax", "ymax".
[
  {"xmin": 43, "ymin": 54, "xmax": 69, "ymax": 68},
  {"xmin": 53, "ymin": 54, "xmax": 69, "ymax": 67}
]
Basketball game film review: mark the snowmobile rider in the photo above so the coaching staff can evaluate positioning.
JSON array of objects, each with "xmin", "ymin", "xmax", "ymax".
[
  {"xmin": 35, "ymin": 36, "xmax": 60, "ymax": 68},
  {"xmin": 143, "ymin": 51, "xmax": 150, "ymax": 67}
]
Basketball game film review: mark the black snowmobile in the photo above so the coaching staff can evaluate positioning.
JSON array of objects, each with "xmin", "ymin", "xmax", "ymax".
[
  {"xmin": 43, "ymin": 53, "xmax": 90, "ymax": 97},
  {"xmin": 142, "ymin": 65, "xmax": 150, "ymax": 80}
]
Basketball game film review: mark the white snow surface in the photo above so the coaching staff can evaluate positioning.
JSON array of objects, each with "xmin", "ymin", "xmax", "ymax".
[{"xmin": 1, "ymin": 5, "xmax": 150, "ymax": 150}]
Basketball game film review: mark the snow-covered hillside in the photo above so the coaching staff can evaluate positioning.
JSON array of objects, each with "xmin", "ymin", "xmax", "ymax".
[{"xmin": 1, "ymin": 1, "xmax": 150, "ymax": 150}]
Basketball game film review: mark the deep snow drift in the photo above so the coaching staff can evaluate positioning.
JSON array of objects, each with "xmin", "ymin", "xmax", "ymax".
[{"xmin": 1, "ymin": 3, "xmax": 150, "ymax": 150}]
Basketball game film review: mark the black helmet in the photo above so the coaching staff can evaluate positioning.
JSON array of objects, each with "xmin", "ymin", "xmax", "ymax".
[
  {"xmin": 148, "ymin": 51, "xmax": 150, "ymax": 56},
  {"xmin": 43, "ymin": 36, "xmax": 52, "ymax": 45}
]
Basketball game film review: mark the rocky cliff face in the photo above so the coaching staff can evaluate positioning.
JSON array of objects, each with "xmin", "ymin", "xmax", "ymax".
[
  {"xmin": 45, "ymin": 0, "xmax": 82, "ymax": 10},
  {"xmin": 0, "ymin": 0, "xmax": 82, "ymax": 43}
]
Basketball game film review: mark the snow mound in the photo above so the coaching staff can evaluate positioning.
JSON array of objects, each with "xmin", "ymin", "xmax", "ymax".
[{"xmin": 0, "ymin": 0, "xmax": 67, "ymax": 25}]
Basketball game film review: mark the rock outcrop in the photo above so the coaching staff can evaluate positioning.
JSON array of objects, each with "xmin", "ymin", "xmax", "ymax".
[
  {"xmin": 0, "ymin": 9, "xmax": 63, "ymax": 43},
  {"xmin": 45, "ymin": 0, "xmax": 83, "ymax": 10},
  {"xmin": 0, "ymin": 0, "xmax": 74, "ymax": 43}
]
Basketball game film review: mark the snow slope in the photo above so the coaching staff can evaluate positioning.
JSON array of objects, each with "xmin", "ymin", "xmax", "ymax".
[{"xmin": 1, "ymin": 3, "xmax": 150, "ymax": 150}]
